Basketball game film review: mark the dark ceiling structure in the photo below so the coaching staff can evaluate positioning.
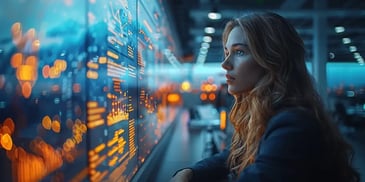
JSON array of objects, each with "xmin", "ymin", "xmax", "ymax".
[{"xmin": 167, "ymin": 0, "xmax": 365, "ymax": 64}]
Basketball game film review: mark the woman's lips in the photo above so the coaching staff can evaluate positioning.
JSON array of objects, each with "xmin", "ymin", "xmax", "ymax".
[{"xmin": 225, "ymin": 74, "xmax": 235, "ymax": 83}]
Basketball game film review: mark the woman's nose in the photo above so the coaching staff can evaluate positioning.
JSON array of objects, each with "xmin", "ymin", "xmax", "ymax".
[{"xmin": 221, "ymin": 57, "xmax": 232, "ymax": 70}]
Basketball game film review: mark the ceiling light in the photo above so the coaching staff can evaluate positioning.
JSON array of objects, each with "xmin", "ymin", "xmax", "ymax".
[
  {"xmin": 349, "ymin": 46, "xmax": 357, "ymax": 52},
  {"xmin": 208, "ymin": 12, "xmax": 221, "ymax": 20},
  {"xmin": 342, "ymin": 38, "xmax": 351, "ymax": 44},
  {"xmin": 200, "ymin": 47, "xmax": 208, "ymax": 54},
  {"xmin": 203, "ymin": 36, "xmax": 212, "ymax": 43},
  {"xmin": 204, "ymin": 27, "xmax": 215, "ymax": 34},
  {"xmin": 334, "ymin": 26, "xmax": 345, "ymax": 33},
  {"xmin": 354, "ymin": 52, "xmax": 360, "ymax": 59},
  {"xmin": 208, "ymin": 6, "xmax": 221, "ymax": 20},
  {"xmin": 357, "ymin": 57, "xmax": 364, "ymax": 64},
  {"xmin": 201, "ymin": 42, "xmax": 210, "ymax": 49}
]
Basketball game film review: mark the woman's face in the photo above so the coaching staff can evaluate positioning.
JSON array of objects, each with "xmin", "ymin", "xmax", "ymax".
[{"xmin": 221, "ymin": 26, "xmax": 265, "ymax": 95}]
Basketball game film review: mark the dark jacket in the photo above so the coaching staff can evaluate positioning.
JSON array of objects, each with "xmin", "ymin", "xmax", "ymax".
[{"xmin": 188, "ymin": 108, "xmax": 336, "ymax": 182}]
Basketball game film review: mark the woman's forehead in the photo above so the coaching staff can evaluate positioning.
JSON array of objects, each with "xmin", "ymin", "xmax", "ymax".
[{"xmin": 225, "ymin": 27, "xmax": 247, "ymax": 48}]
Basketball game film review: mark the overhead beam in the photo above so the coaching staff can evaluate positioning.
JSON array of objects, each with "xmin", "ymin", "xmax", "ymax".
[
  {"xmin": 190, "ymin": 27, "xmax": 365, "ymax": 37},
  {"xmin": 190, "ymin": 9, "xmax": 365, "ymax": 20},
  {"xmin": 280, "ymin": 0, "xmax": 307, "ymax": 9}
]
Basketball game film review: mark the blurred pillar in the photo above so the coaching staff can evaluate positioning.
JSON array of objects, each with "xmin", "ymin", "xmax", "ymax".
[{"xmin": 312, "ymin": 0, "xmax": 328, "ymax": 109}]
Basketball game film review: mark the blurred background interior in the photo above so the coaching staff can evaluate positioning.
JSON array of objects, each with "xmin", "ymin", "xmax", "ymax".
[{"xmin": 0, "ymin": 0, "xmax": 364, "ymax": 181}]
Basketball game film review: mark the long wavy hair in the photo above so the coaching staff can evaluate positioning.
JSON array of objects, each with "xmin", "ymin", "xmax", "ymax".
[{"xmin": 223, "ymin": 12, "xmax": 359, "ymax": 181}]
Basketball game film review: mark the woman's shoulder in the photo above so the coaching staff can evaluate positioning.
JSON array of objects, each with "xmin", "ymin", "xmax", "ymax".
[
  {"xmin": 264, "ymin": 107, "xmax": 321, "ymax": 139},
  {"xmin": 269, "ymin": 107, "xmax": 317, "ymax": 125}
]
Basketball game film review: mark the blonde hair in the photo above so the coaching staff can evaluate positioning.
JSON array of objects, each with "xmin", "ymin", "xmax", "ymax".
[{"xmin": 223, "ymin": 12, "xmax": 359, "ymax": 182}]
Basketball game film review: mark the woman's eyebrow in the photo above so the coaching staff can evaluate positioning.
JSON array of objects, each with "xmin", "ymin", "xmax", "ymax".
[
  {"xmin": 231, "ymin": 43, "xmax": 248, "ymax": 48},
  {"xmin": 224, "ymin": 43, "xmax": 248, "ymax": 50}
]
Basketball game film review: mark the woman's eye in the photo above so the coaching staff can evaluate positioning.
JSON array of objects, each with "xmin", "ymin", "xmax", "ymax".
[{"xmin": 235, "ymin": 50, "xmax": 244, "ymax": 56}]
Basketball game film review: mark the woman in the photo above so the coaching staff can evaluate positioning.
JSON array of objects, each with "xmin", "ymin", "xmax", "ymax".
[{"xmin": 171, "ymin": 12, "xmax": 360, "ymax": 182}]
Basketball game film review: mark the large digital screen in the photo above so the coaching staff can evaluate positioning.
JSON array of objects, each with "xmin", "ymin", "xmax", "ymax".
[{"xmin": 0, "ymin": 0, "xmax": 180, "ymax": 181}]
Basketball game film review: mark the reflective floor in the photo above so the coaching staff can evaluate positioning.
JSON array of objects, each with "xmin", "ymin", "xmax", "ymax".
[{"xmin": 153, "ymin": 109, "xmax": 207, "ymax": 182}]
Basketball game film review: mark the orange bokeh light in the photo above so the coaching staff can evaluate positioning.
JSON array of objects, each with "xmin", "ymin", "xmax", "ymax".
[
  {"xmin": 212, "ymin": 84, "xmax": 217, "ymax": 91},
  {"xmin": 17, "ymin": 65, "xmax": 34, "ymax": 81},
  {"xmin": 98, "ymin": 57, "xmax": 107, "ymax": 64},
  {"xmin": 42, "ymin": 65, "xmax": 50, "ymax": 78},
  {"xmin": 51, "ymin": 120, "xmax": 61, "ymax": 133},
  {"xmin": 25, "ymin": 56, "xmax": 37, "ymax": 66},
  {"xmin": 32, "ymin": 39, "xmax": 41, "ymax": 52},
  {"xmin": 0, "ymin": 133, "xmax": 13, "ymax": 150},
  {"xmin": 21, "ymin": 81, "xmax": 32, "ymax": 98},
  {"xmin": 49, "ymin": 66, "xmax": 61, "ymax": 78},
  {"xmin": 11, "ymin": 22, "xmax": 22, "ymax": 45},
  {"xmin": 206, "ymin": 85, "xmax": 213, "ymax": 92},
  {"xmin": 208, "ymin": 93, "xmax": 216, "ymax": 101},
  {"xmin": 1, "ymin": 125, "xmax": 12, "ymax": 135},
  {"xmin": 4, "ymin": 118, "xmax": 15, "ymax": 135},
  {"xmin": 220, "ymin": 110, "xmax": 227, "ymax": 130},
  {"xmin": 11, "ymin": 53, "xmax": 22, "ymax": 68},
  {"xmin": 200, "ymin": 93, "xmax": 207, "ymax": 100},
  {"xmin": 167, "ymin": 93, "xmax": 180, "ymax": 103},
  {"xmin": 87, "ymin": 70, "xmax": 98, "ymax": 79},
  {"xmin": 55, "ymin": 59, "xmax": 67, "ymax": 71},
  {"xmin": 42, "ymin": 116, "xmax": 52, "ymax": 130}
]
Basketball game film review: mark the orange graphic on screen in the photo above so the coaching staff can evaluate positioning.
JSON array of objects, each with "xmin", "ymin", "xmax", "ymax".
[
  {"xmin": 10, "ymin": 22, "xmax": 40, "ymax": 99},
  {"xmin": 1, "ymin": 117, "xmax": 87, "ymax": 182}
]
